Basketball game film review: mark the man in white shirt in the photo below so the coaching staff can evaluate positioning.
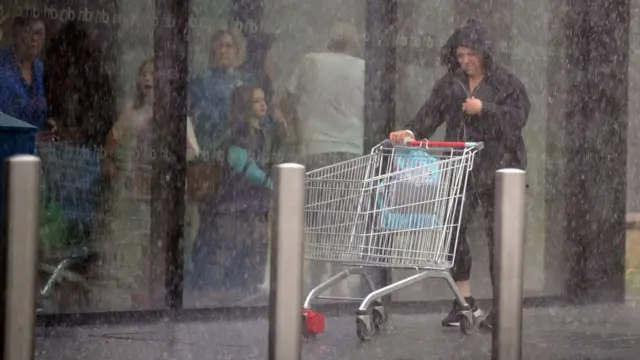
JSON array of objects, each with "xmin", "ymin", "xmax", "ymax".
[
  {"xmin": 280, "ymin": 22, "xmax": 365, "ymax": 296},
  {"xmin": 281, "ymin": 21, "xmax": 365, "ymax": 169}
]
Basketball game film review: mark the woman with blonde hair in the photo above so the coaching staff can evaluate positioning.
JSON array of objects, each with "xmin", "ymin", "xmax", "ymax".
[
  {"xmin": 186, "ymin": 27, "xmax": 262, "ymax": 305},
  {"xmin": 189, "ymin": 27, "xmax": 258, "ymax": 153}
]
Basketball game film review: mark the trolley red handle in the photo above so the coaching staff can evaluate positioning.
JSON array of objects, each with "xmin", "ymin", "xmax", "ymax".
[{"xmin": 405, "ymin": 140, "xmax": 482, "ymax": 149}]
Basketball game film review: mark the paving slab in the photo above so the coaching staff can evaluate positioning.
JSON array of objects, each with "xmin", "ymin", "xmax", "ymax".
[{"xmin": 34, "ymin": 303, "xmax": 640, "ymax": 360}]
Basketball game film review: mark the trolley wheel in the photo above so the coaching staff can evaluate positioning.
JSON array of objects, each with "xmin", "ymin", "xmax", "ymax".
[
  {"xmin": 356, "ymin": 317, "xmax": 375, "ymax": 342},
  {"xmin": 371, "ymin": 306, "xmax": 388, "ymax": 331},
  {"xmin": 459, "ymin": 311, "xmax": 476, "ymax": 335}
]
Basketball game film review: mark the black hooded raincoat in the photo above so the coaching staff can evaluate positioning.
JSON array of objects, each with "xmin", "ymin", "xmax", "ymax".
[{"xmin": 405, "ymin": 19, "xmax": 531, "ymax": 191}]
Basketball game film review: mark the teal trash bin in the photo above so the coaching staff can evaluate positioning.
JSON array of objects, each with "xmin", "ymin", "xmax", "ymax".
[{"xmin": 0, "ymin": 111, "xmax": 38, "ymax": 223}]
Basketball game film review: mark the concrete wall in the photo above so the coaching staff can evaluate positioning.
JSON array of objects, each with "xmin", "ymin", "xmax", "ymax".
[{"xmin": 629, "ymin": 0, "xmax": 640, "ymax": 214}]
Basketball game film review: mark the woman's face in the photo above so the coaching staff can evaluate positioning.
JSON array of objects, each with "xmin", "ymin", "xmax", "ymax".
[
  {"xmin": 251, "ymin": 89, "xmax": 267, "ymax": 118},
  {"xmin": 139, "ymin": 61, "xmax": 154, "ymax": 103},
  {"xmin": 456, "ymin": 46, "xmax": 484, "ymax": 78},
  {"xmin": 212, "ymin": 33, "xmax": 237, "ymax": 69},
  {"xmin": 16, "ymin": 20, "xmax": 46, "ymax": 59}
]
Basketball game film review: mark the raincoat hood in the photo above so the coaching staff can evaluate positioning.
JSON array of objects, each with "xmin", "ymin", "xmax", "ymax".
[{"xmin": 440, "ymin": 18, "xmax": 495, "ymax": 73}]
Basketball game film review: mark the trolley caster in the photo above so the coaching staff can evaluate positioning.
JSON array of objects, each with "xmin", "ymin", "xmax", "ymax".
[
  {"xmin": 356, "ymin": 314, "xmax": 375, "ymax": 342},
  {"xmin": 459, "ymin": 311, "xmax": 476, "ymax": 335},
  {"xmin": 371, "ymin": 304, "xmax": 388, "ymax": 331}
]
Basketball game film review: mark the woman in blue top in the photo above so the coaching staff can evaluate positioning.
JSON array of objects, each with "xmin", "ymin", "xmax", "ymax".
[
  {"xmin": 189, "ymin": 28, "xmax": 258, "ymax": 152},
  {"xmin": 188, "ymin": 84, "xmax": 286, "ymax": 304},
  {"xmin": 0, "ymin": 16, "xmax": 49, "ymax": 131}
]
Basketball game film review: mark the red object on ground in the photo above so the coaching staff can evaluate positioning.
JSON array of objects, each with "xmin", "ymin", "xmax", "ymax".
[{"xmin": 303, "ymin": 309, "xmax": 325, "ymax": 334}]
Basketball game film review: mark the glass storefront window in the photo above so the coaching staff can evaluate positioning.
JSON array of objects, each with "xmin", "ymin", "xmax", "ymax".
[
  {"xmin": 183, "ymin": 1, "xmax": 368, "ymax": 308},
  {"xmin": 0, "ymin": 0, "xmax": 373, "ymax": 313}
]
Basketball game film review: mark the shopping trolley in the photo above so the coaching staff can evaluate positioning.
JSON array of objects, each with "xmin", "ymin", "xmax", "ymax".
[{"xmin": 301, "ymin": 139, "xmax": 484, "ymax": 341}]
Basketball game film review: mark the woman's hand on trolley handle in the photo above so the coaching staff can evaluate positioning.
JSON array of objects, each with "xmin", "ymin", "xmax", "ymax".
[{"xmin": 389, "ymin": 130, "xmax": 415, "ymax": 145}]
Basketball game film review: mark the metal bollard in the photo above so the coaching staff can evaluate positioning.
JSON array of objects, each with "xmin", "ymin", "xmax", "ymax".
[
  {"xmin": 268, "ymin": 163, "xmax": 306, "ymax": 360},
  {"xmin": 492, "ymin": 169, "xmax": 526, "ymax": 360},
  {"xmin": 1, "ymin": 155, "xmax": 41, "ymax": 360}
]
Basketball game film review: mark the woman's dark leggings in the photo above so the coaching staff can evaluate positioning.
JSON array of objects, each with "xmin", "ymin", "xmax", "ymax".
[{"xmin": 449, "ymin": 186, "xmax": 496, "ymax": 284}]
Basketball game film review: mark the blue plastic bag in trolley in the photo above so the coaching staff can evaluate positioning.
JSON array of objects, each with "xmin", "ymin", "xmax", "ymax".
[{"xmin": 376, "ymin": 148, "xmax": 442, "ymax": 230}]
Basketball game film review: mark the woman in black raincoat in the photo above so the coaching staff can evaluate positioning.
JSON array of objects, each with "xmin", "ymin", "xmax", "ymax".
[{"xmin": 390, "ymin": 18, "xmax": 531, "ymax": 329}]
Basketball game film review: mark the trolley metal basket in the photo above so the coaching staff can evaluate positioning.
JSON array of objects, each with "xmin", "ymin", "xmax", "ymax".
[{"xmin": 301, "ymin": 139, "xmax": 484, "ymax": 341}]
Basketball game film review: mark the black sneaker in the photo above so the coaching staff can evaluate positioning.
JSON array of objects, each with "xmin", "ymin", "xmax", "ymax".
[{"xmin": 441, "ymin": 297, "xmax": 484, "ymax": 327}]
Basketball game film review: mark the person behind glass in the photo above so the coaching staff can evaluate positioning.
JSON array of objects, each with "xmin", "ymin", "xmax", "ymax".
[
  {"xmin": 104, "ymin": 58, "xmax": 200, "ymax": 176},
  {"xmin": 0, "ymin": 16, "xmax": 55, "ymax": 134},
  {"xmin": 280, "ymin": 21, "xmax": 364, "ymax": 165},
  {"xmin": 240, "ymin": 32, "xmax": 291, "ymax": 157},
  {"xmin": 389, "ymin": 18, "xmax": 530, "ymax": 329},
  {"xmin": 100, "ymin": 58, "xmax": 200, "ymax": 237},
  {"xmin": 189, "ymin": 84, "xmax": 285, "ymax": 304},
  {"xmin": 95, "ymin": 58, "xmax": 200, "ymax": 309},
  {"xmin": 280, "ymin": 21, "xmax": 365, "ymax": 296},
  {"xmin": 189, "ymin": 27, "xmax": 258, "ymax": 153}
]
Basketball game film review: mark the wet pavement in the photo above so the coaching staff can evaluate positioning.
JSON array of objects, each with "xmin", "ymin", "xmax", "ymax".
[{"xmin": 35, "ymin": 302, "xmax": 640, "ymax": 360}]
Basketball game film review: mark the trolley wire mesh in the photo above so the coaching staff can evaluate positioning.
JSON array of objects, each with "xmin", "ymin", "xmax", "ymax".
[{"xmin": 305, "ymin": 143, "xmax": 478, "ymax": 270}]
